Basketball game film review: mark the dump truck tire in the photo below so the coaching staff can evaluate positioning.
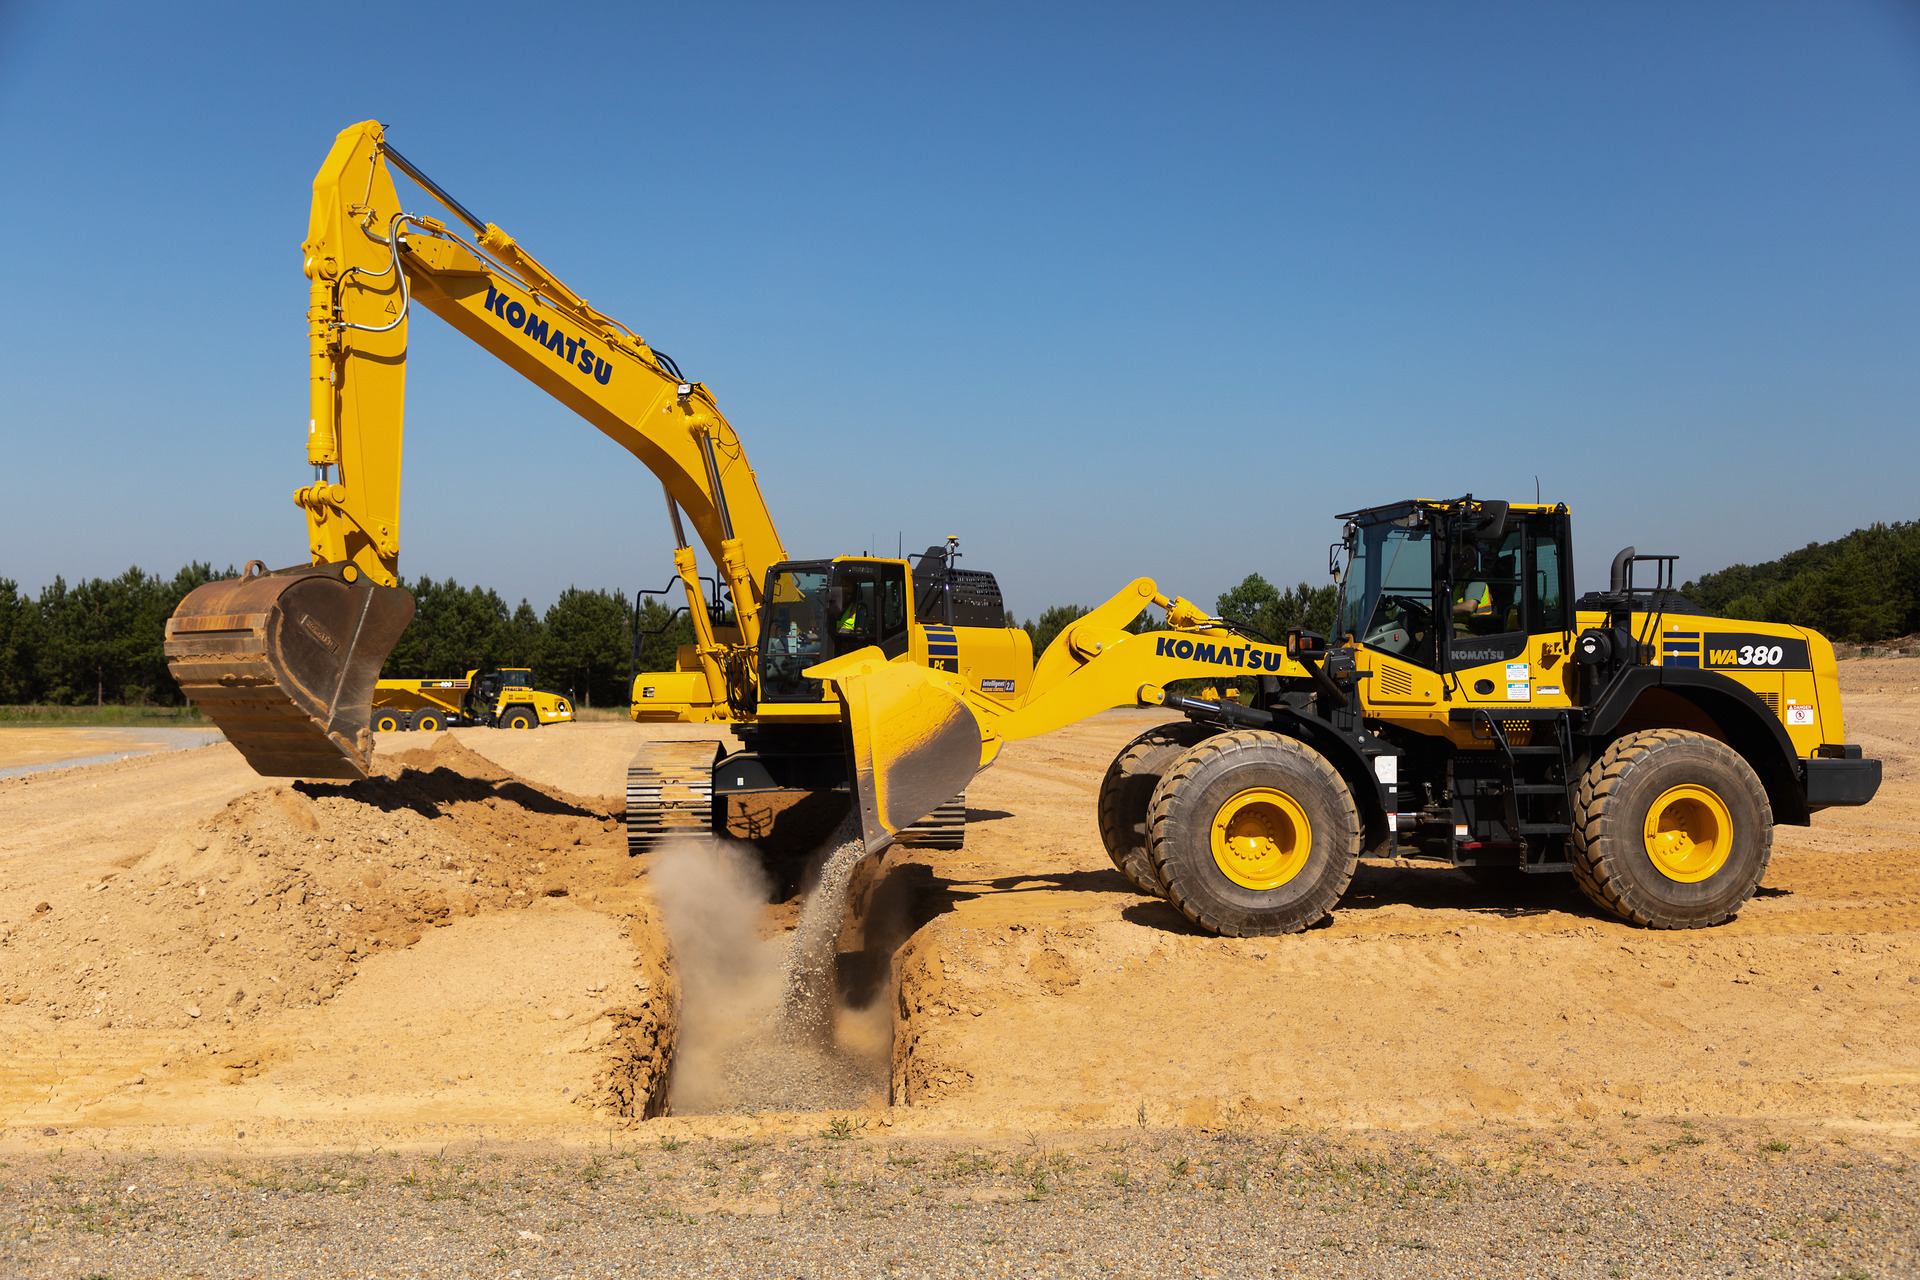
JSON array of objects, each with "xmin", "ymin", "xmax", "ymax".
[
  {"xmin": 415, "ymin": 713, "xmax": 442, "ymax": 733},
  {"xmin": 1146, "ymin": 729, "xmax": 1361, "ymax": 936},
  {"xmin": 1097, "ymin": 721, "xmax": 1218, "ymax": 897},
  {"xmin": 374, "ymin": 712, "xmax": 401, "ymax": 733},
  {"xmin": 503, "ymin": 706, "xmax": 538, "ymax": 730},
  {"xmin": 1570, "ymin": 729, "xmax": 1772, "ymax": 929}
]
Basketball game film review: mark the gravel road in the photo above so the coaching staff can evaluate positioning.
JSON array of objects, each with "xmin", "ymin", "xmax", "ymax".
[{"xmin": 2, "ymin": 1119, "xmax": 1912, "ymax": 1278}]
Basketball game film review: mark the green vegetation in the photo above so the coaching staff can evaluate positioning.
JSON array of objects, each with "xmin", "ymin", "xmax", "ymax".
[
  {"xmin": 0, "ymin": 564, "xmax": 230, "ymax": 706},
  {"xmin": 1682, "ymin": 520, "xmax": 1920, "ymax": 644},
  {"xmin": 0, "ymin": 703, "xmax": 204, "ymax": 726}
]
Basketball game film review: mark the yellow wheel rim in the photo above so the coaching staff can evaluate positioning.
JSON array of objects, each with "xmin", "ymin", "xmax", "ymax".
[
  {"xmin": 376, "ymin": 716, "xmax": 397, "ymax": 732},
  {"xmin": 1643, "ymin": 783, "xmax": 1734, "ymax": 883},
  {"xmin": 1210, "ymin": 787, "xmax": 1313, "ymax": 890}
]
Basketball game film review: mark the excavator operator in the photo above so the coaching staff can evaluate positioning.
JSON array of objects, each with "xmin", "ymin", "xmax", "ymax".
[{"xmin": 836, "ymin": 585, "xmax": 873, "ymax": 642}]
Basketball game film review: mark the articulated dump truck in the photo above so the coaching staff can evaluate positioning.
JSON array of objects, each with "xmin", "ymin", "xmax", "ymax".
[{"xmin": 821, "ymin": 497, "xmax": 1882, "ymax": 936}]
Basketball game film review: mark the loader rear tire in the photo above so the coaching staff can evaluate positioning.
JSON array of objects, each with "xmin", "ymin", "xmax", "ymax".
[
  {"xmin": 1570, "ymin": 729, "xmax": 1771, "ymax": 929},
  {"xmin": 1146, "ymin": 730, "xmax": 1361, "ymax": 937},
  {"xmin": 1097, "ymin": 720, "xmax": 1219, "ymax": 897}
]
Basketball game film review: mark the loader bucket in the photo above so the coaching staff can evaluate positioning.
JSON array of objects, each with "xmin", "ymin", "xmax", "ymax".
[
  {"xmin": 806, "ymin": 649, "xmax": 988, "ymax": 856},
  {"xmin": 164, "ymin": 562, "xmax": 415, "ymax": 780}
]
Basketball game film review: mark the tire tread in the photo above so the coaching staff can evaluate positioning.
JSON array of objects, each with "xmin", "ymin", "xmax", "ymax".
[
  {"xmin": 1569, "ymin": 728, "xmax": 1772, "ymax": 929},
  {"xmin": 1146, "ymin": 729, "xmax": 1361, "ymax": 937}
]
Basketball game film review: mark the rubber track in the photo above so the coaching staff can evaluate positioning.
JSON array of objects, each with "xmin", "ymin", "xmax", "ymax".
[
  {"xmin": 1569, "ymin": 728, "xmax": 1772, "ymax": 929},
  {"xmin": 1146, "ymin": 729, "xmax": 1360, "ymax": 938}
]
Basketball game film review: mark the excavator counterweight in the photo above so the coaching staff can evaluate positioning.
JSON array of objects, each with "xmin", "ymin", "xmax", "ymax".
[{"xmin": 164, "ymin": 562, "xmax": 414, "ymax": 778}]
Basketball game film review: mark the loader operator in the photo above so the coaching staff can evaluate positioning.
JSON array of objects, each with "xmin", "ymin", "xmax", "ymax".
[{"xmin": 1453, "ymin": 576, "xmax": 1493, "ymax": 621}]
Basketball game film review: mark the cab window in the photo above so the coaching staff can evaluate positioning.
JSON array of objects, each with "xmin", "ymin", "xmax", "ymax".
[
  {"xmin": 1529, "ymin": 525, "xmax": 1565, "ymax": 633},
  {"xmin": 1447, "ymin": 514, "xmax": 1565, "ymax": 667},
  {"xmin": 1339, "ymin": 510, "xmax": 1441, "ymax": 669},
  {"xmin": 832, "ymin": 567, "xmax": 878, "ymax": 650},
  {"xmin": 879, "ymin": 564, "xmax": 909, "ymax": 657},
  {"xmin": 760, "ymin": 566, "xmax": 833, "ymax": 701}
]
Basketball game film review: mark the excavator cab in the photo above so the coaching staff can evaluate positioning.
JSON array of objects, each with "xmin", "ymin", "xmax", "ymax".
[{"xmin": 758, "ymin": 559, "xmax": 910, "ymax": 703}]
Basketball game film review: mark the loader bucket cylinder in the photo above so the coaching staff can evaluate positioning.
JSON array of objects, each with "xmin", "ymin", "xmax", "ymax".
[
  {"xmin": 806, "ymin": 649, "xmax": 987, "ymax": 857},
  {"xmin": 165, "ymin": 563, "xmax": 416, "ymax": 779}
]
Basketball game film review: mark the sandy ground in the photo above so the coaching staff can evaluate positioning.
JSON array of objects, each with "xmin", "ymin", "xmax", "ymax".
[
  {"xmin": 0, "ymin": 662, "xmax": 1916, "ymax": 1273},
  {"xmin": 884, "ymin": 659, "xmax": 1920, "ymax": 1135},
  {"xmin": 0, "ymin": 730, "xmax": 674, "ymax": 1149},
  {"xmin": 0, "ymin": 728, "xmax": 224, "ymax": 778}
]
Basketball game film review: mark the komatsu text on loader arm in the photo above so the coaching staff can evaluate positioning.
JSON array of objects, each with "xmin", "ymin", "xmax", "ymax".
[
  {"xmin": 165, "ymin": 121, "xmax": 1030, "ymax": 860},
  {"xmin": 818, "ymin": 498, "xmax": 1882, "ymax": 934}
]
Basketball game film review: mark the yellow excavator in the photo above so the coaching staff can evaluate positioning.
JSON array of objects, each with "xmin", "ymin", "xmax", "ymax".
[
  {"xmin": 819, "ymin": 497, "xmax": 1882, "ymax": 933},
  {"xmin": 164, "ymin": 120, "xmax": 1030, "ymax": 858}
]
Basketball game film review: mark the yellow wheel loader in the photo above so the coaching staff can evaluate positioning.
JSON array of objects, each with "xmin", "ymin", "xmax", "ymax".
[
  {"xmin": 816, "ymin": 497, "xmax": 1882, "ymax": 933},
  {"xmin": 163, "ymin": 122, "xmax": 1029, "ymax": 862},
  {"xmin": 370, "ymin": 668, "xmax": 573, "ymax": 732}
]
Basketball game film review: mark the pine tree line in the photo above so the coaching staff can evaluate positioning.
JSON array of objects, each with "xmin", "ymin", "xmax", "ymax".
[{"xmin": 1682, "ymin": 521, "xmax": 1920, "ymax": 644}]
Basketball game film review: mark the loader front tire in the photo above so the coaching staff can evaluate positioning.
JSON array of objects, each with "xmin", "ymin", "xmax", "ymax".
[
  {"xmin": 1097, "ymin": 720, "xmax": 1219, "ymax": 897},
  {"xmin": 1570, "ymin": 729, "xmax": 1771, "ymax": 929},
  {"xmin": 1146, "ymin": 730, "xmax": 1361, "ymax": 937}
]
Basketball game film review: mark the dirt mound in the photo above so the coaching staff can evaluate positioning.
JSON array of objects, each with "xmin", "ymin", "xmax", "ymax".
[{"xmin": 0, "ymin": 737, "xmax": 635, "ymax": 1033}]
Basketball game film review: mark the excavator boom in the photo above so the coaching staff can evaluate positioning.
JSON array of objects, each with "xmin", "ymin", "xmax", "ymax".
[{"xmin": 169, "ymin": 121, "xmax": 787, "ymax": 777}]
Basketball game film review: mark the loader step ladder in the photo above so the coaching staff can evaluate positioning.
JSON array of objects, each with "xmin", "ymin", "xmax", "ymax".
[{"xmin": 1455, "ymin": 708, "xmax": 1577, "ymax": 864}]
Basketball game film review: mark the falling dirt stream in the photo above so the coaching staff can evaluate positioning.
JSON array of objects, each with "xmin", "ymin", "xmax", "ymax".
[{"xmin": 654, "ymin": 818, "xmax": 888, "ymax": 1116}]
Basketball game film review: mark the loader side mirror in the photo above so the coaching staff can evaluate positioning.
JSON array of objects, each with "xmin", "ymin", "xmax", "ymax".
[{"xmin": 1286, "ymin": 628, "xmax": 1328, "ymax": 659}]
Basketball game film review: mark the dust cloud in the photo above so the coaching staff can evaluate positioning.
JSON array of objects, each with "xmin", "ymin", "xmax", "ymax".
[{"xmin": 650, "ymin": 824, "xmax": 888, "ymax": 1116}]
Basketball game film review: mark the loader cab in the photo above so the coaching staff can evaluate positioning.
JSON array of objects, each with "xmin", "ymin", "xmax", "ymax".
[
  {"xmin": 1336, "ymin": 498, "xmax": 1572, "ymax": 673},
  {"xmin": 757, "ymin": 557, "xmax": 910, "ymax": 702}
]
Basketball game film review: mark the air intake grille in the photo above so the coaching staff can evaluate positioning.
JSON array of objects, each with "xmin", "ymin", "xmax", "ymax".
[
  {"xmin": 1376, "ymin": 665, "xmax": 1413, "ymax": 697},
  {"xmin": 1760, "ymin": 692, "xmax": 1781, "ymax": 718}
]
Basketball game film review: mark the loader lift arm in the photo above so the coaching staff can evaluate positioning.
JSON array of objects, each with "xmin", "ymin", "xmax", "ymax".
[{"xmin": 167, "ymin": 121, "xmax": 788, "ymax": 778}]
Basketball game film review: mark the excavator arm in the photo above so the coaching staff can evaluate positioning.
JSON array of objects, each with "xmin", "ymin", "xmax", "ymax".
[{"xmin": 167, "ymin": 120, "xmax": 786, "ymax": 778}]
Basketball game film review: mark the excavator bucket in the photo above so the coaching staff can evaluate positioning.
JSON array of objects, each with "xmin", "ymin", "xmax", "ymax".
[
  {"xmin": 165, "ymin": 562, "xmax": 415, "ymax": 780},
  {"xmin": 805, "ymin": 650, "xmax": 990, "ymax": 856}
]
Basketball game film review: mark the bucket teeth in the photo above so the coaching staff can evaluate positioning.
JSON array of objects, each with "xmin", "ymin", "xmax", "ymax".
[{"xmin": 165, "ymin": 564, "xmax": 415, "ymax": 779}]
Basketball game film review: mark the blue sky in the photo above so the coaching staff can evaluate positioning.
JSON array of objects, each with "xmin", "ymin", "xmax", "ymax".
[{"xmin": 2, "ymin": 2, "xmax": 1917, "ymax": 621}]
